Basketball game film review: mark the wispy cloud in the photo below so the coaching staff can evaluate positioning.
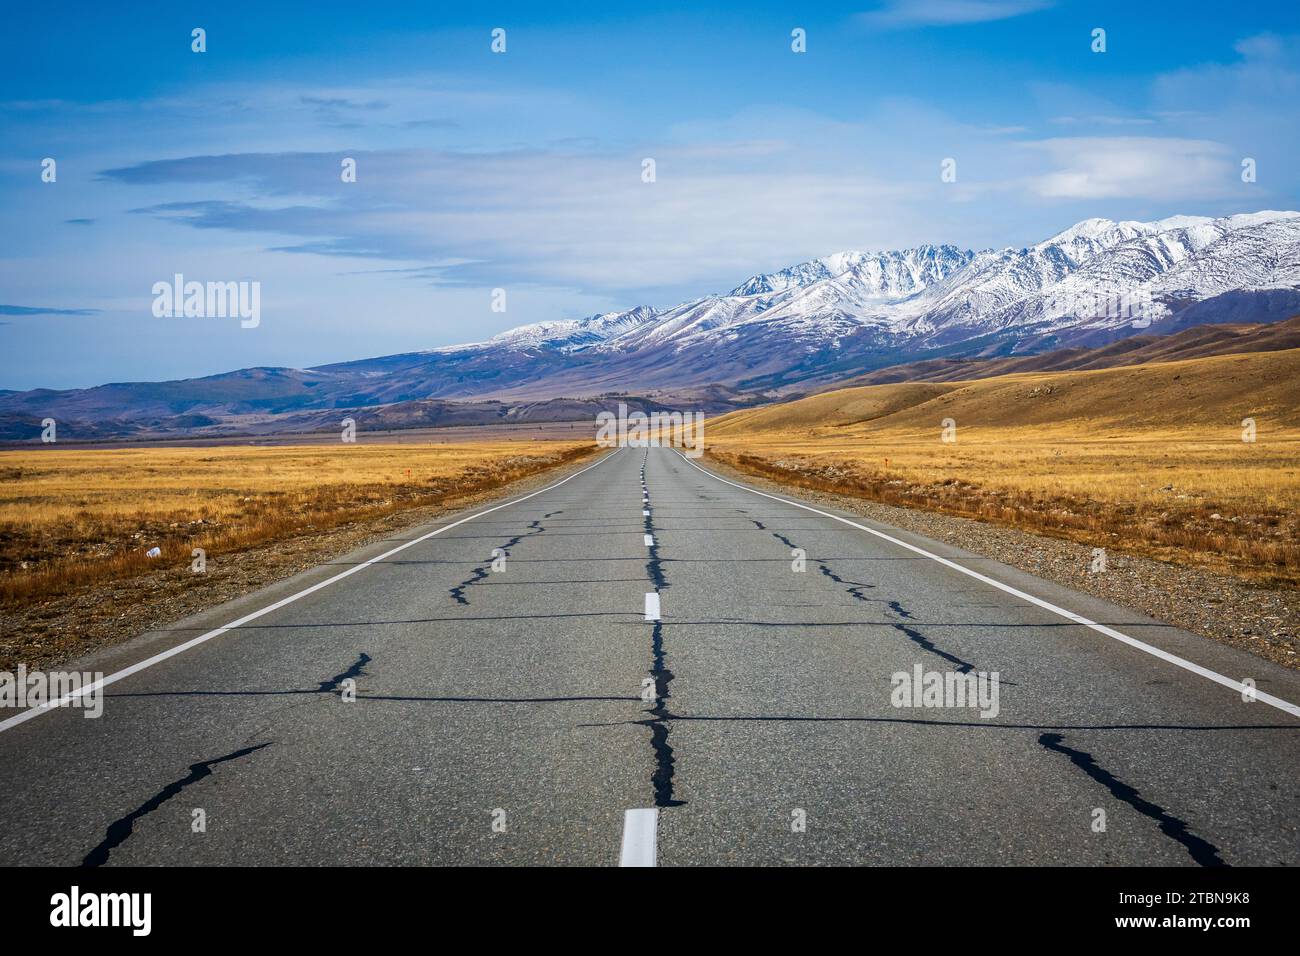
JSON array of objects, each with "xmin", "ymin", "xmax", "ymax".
[
  {"xmin": 0, "ymin": 304, "xmax": 101, "ymax": 317},
  {"xmin": 109, "ymin": 146, "xmax": 913, "ymax": 289},
  {"xmin": 1049, "ymin": 115, "xmax": 1157, "ymax": 127},
  {"xmin": 1153, "ymin": 31, "xmax": 1300, "ymax": 110},
  {"xmin": 857, "ymin": 0, "xmax": 1052, "ymax": 29},
  {"xmin": 100, "ymin": 151, "xmax": 356, "ymax": 192},
  {"xmin": 1025, "ymin": 137, "xmax": 1236, "ymax": 200},
  {"xmin": 96, "ymin": 90, "xmax": 1268, "ymax": 292},
  {"xmin": 299, "ymin": 96, "xmax": 388, "ymax": 111},
  {"xmin": 399, "ymin": 118, "xmax": 459, "ymax": 130}
]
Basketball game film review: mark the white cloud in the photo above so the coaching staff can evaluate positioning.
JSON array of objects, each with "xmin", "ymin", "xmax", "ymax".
[
  {"xmin": 1234, "ymin": 33, "xmax": 1284, "ymax": 60},
  {"xmin": 1153, "ymin": 32, "xmax": 1300, "ymax": 110},
  {"xmin": 1049, "ymin": 115, "xmax": 1156, "ymax": 127},
  {"xmin": 1025, "ymin": 137, "xmax": 1236, "ymax": 200},
  {"xmin": 119, "ymin": 147, "xmax": 913, "ymax": 292},
  {"xmin": 857, "ymin": 0, "xmax": 1052, "ymax": 29}
]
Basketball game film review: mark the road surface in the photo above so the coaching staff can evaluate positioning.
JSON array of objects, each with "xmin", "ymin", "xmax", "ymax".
[{"xmin": 1, "ymin": 446, "xmax": 1297, "ymax": 866}]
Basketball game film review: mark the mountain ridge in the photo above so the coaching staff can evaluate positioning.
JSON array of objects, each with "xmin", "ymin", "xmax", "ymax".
[{"xmin": 4, "ymin": 209, "xmax": 1299, "ymax": 439}]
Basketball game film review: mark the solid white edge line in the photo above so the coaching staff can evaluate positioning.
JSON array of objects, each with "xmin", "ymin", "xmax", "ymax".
[
  {"xmin": 679, "ymin": 452, "xmax": 1300, "ymax": 720},
  {"xmin": 619, "ymin": 807, "xmax": 658, "ymax": 866},
  {"xmin": 644, "ymin": 593, "xmax": 661, "ymax": 621},
  {"xmin": 0, "ymin": 447, "xmax": 624, "ymax": 735}
]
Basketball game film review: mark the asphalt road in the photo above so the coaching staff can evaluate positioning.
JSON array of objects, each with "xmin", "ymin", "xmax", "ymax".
[{"xmin": 1, "ymin": 445, "xmax": 1297, "ymax": 866}]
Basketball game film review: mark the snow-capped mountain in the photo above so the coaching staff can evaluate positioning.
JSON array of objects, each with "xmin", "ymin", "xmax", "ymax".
[
  {"xmin": 468, "ymin": 305, "xmax": 660, "ymax": 354},
  {"xmin": 6, "ymin": 210, "xmax": 1300, "ymax": 434},
  {"xmin": 730, "ymin": 245, "xmax": 974, "ymax": 297},
  {"xmin": 438, "ymin": 208, "xmax": 1300, "ymax": 396},
  {"xmin": 898, "ymin": 211, "xmax": 1300, "ymax": 345}
]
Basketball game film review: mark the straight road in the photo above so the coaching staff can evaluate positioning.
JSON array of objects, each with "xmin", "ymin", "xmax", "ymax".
[{"xmin": 1, "ymin": 445, "xmax": 1297, "ymax": 866}]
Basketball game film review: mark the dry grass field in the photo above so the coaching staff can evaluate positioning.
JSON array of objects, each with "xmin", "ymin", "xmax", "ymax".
[
  {"xmin": 0, "ymin": 441, "xmax": 592, "ymax": 608},
  {"xmin": 708, "ymin": 349, "xmax": 1300, "ymax": 586}
]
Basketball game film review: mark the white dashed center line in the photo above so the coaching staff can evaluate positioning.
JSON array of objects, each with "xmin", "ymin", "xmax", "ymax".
[{"xmin": 619, "ymin": 808, "xmax": 658, "ymax": 867}]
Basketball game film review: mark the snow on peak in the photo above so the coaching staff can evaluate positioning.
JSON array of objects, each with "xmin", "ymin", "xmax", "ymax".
[
  {"xmin": 428, "ymin": 210, "xmax": 1300, "ymax": 364},
  {"xmin": 730, "ymin": 244, "xmax": 973, "ymax": 298},
  {"xmin": 486, "ymin": 305, "xmax": 658, "ymax": 351},
  {"xmin": 1219, "ymin": 209, "xmax": 1300, "ymax": 228}
]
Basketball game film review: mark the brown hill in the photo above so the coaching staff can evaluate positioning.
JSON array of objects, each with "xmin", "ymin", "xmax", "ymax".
[
  {"xmin": 710, "ymin": 347, "xmax": 1300, "ymax": 437},
  {"xmin": 706, "ymin": 347, "xmax": 1300, "ymax": 591}
]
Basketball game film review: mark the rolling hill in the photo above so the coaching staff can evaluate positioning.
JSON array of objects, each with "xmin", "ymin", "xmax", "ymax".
[
  {"xmin": 709, "ymin": 347, "xmax": 1300, "ymax": 437},
  {"xmin": 705, "ymin": 347, "xmax": 1300, "ymax": 588}
]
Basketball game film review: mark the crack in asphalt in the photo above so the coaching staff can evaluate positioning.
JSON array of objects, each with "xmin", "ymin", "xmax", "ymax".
[
  {"xmin": 81, "ymin": 650, "xmax": 376, "ymax": 866},
  {"xmin": 748, "ymin": 519, "xmax": 978, "ymax": 673},
  {"xmin": 751, "ymin": 519, "xmax": 875, "ymax": 601},
  {"xmin": 639, "ymin": 451, "xmax": 684, "ymax": 807},
  {"xmin": 56, "ymin": 451, "xmax": 1272, "ymax": 867},
  {"xmin": 1038, "ymin": 732, "xmax": 1227, "ymax": 867},
  {"xmin": 817, "ymin": 562, "xmax": 875, "ymax": 603},
  {"xmin": 317, "ymin": 652, "xmax": 371, "ymax": 694},
  {"xmin": 890, "ymin": 622, "xmax": 977, "ymax": 675},
  {"xmin": 449, "ymin": 511, "xmax": 561, "ymax": 605},
  {"xmin": 81, "ymin": 742, "xmax": 272, "ymax": 867}
]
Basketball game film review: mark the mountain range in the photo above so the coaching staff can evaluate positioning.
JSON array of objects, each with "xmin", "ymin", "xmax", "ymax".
[{"xmin": 4, "ymin": 210, "xmax": 1299, "ymax": 440}]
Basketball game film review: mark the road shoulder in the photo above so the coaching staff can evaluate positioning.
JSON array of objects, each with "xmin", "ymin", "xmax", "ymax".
[
  {"xmin": 701, "ymin": 452, "xmax": 1300, "ymax": 675},
  {"xmin": 9, "ymin": 447, "xmax": 606, "ymax": 678}
]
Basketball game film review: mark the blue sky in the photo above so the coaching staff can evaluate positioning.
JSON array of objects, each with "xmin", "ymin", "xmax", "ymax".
[{"xmin": 3, "ymin": 0, "xmax": 1299, "ymax": 389}]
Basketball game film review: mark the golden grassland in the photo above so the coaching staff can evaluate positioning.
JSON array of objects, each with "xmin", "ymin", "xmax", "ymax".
[
  {"xmin": 0, "ymin": 441, "xmax": 592, "ymax": 606},
  {"xmin": 708, "ymin": 349, "xmax": 1300, "ymax": 586}
]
